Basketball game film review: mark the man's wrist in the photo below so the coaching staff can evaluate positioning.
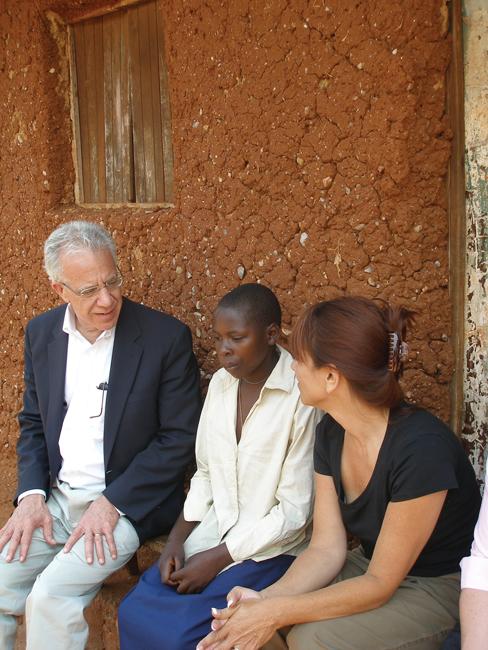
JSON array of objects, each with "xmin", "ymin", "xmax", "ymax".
[
  {"xmin": 100, "ymin": 494, "xmax": 123, "ymax": 516},
  {"xmin": 18, "ymin": 489, "xmax": 47, "ymax": 503}
]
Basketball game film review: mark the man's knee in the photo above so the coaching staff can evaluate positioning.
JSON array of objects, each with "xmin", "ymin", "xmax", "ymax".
[
  {"xmin": 0, "ymin": 558, "xmax": 40, "ymax": 618},
  {"xmin": 26, "ymin": 574, "xmax": 51, "ymax": 610},
  {"xmin": 0, "ymin": 553, "xmax": 36, "ymax": 588},
  {"xmin": 26, "ymin": 562, "xmax": 80, "ymax": 607}
]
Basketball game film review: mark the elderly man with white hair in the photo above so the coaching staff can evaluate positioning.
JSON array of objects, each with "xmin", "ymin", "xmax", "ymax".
[{"xmin": 0, "ymin": 220, "xmax": 201, "ymax": 649}]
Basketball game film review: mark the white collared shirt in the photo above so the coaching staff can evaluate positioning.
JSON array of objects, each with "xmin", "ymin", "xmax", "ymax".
[
  {"xmin": 57, "ymin": 304, "xmax": 115, "ymax": 490},
  {"xmin": 183, "ymin": 346, "xmax": 321, "ymax": 564},
  {"xmin": 461, "ymin": 465, "xmax": 488, "ymax": 591},
  {"xmin": 19, "ymin": 305, "xmax": 115, "ymax": 502}
]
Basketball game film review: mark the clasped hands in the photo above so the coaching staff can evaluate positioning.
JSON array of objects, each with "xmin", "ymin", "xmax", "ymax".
[
  {"xmin": 159, "ymin": 543, "xmax": 278, "ymax": 648},
  {"xmin": 0, "ymin": 493, "xmax": 120, "ymax": 565},
  {"xmin": 159, "ymin": 542, "xmax": 232, "ymax": 594},
  {"xmin": 196, "ymin": 586, "xmax": 278, "ymax": 650}
]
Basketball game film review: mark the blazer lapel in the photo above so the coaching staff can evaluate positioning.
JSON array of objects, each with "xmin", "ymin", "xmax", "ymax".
[
  {"xmin": 104, "ymin": 300, "xmax": 143, "ymax": 466},
  {"xmin": 46, "ymin": 309, "xmax": 68, "ymax": 475}
]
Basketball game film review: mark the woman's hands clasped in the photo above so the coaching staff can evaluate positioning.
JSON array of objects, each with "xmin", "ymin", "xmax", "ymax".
[{"xmin": 197, "ymin": 586, "xmax": 279, "ymax": 650}]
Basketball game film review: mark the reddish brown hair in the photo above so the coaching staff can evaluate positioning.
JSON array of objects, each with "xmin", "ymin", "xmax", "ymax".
[{"xmin": 291, "ymin": 296, "xmax": 415, "ymax": 409}]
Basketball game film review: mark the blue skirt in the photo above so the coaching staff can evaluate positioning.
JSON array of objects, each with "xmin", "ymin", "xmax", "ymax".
[{"xmin": 118, "ymin": 554, "xmax": 294, "ymax": 650}]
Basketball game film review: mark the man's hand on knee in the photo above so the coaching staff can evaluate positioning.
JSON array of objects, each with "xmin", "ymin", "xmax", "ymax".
[
  {"xmin": 63, "ymin": 495, "xmax": 120, "ymax": 565},
  {"xmin": 0, "ymin": 495, "xmax": 55, "ymax": 562}
]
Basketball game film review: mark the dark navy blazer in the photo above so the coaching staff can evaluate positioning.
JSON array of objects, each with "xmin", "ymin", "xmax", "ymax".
[{"xmin": 15, "ymin": 297, "xmax": 201, "ymax": 543}]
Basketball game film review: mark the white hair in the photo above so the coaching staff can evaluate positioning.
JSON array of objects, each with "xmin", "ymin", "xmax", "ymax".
[{"xmin": 44, "ymin": 221, "xmax": 117, "ymax": 282}]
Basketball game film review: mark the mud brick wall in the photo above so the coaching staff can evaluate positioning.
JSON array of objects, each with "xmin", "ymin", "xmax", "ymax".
[{"xmin": 0, "ymin": 0, "xmax": 452, "ymax": 521}]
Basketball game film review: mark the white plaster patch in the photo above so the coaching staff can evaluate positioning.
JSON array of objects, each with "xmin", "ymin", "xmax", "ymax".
[{"xmin": 463, "ymin": 1, "xmax": 488, "ymax": 481}]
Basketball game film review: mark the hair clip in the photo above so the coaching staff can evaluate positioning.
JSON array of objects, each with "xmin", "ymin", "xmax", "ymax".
[
  {"xmin": 388, "ymin": 332, "xmax": 407, "ymax": 374},
  {"xmin": 388, "ymin": 332, "xmax": 399, "ymax": 371}
]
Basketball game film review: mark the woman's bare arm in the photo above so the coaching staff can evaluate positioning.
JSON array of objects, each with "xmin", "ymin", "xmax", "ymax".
[
  {"xmin": 198, "ymin": 483, "xmax": 447, "ymax": 650},
  {"xmin": 460, "ymin": 588, "xmax": 488, "ymax": 650}
]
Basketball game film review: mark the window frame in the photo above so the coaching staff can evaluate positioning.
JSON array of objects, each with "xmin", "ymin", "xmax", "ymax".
[{"xmin": 67, "ymin": 0, "xmax": 174, "ymax": 208}]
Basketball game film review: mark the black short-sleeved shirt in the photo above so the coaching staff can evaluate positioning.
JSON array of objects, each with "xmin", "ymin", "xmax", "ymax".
[{"xmin": 314, "ymin": 407, "xmax": 481, "ymax": 577}]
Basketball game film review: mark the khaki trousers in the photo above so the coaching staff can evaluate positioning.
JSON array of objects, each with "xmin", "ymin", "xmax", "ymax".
[
  {"xmin": 0, "ymin": 482, "xmax": 139, "ymax": 650},
  {"xmin": 264, "ymin": 548, "xmax": 460, "ymax": 650}
]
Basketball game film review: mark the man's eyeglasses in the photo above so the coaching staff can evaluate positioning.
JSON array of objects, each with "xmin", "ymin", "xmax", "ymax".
[{"xmin": 60, "ymin": 271, "xmax": 123, "ymax": 299}]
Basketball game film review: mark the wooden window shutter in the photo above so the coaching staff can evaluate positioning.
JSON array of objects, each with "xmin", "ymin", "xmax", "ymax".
[{"xmin": 70, "ymin": 0, "xmax": 173, "ymax": 205}]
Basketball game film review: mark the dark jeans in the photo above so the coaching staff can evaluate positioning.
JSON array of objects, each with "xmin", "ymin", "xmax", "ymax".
[{"xmin": 440, "ymin": 622, "xmax": 461, "ymax": 650}]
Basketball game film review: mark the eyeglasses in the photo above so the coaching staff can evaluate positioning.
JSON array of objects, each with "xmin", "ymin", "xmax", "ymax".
[{"xmin": 60, "ymin": 271, "xmax": 123, "ymax": 299}]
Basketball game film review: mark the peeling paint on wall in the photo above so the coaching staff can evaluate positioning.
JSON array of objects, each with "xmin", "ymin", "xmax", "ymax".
[{"xmin": 462, "ymin": 1, "xmax": 488, "ymax": 479}]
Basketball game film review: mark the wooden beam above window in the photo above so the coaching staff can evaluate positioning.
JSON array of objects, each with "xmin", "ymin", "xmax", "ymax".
[{"xmin": 60, "ymin": 0, "xmax": 151, "ymax": 25}]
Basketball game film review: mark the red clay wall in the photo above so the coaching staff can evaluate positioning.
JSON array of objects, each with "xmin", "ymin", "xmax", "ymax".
[{"xmin": 0, "ymin": 0, "xmax": 452, "ymax": 523}]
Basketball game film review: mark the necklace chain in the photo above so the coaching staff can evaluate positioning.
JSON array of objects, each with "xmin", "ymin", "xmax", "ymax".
[
  {"xmin": 241, "ymin": 376, "xmax": 267, "ymax": 385},
  {"xmin": 237, "ymin": 349, "xmax": 280, "ymax": 435},
  {"xmin": 237, "ymin": 379, "xmax": 264, "ymax": 434},
  {"xmin": 237, "ymin": 381, "xmax": 244, "ymax": 433}
]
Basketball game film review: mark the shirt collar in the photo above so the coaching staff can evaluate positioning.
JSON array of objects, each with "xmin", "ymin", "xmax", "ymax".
[
  {"xmin": 62, "ymin": 304, "xmax": 115, "ymax": 342},
  {"xmin": 220, "ymin": 345, "xmax": 295, "ymax": 394},
  {"xmin": 264, "ymin": 346, "xmax": 295, "ymax": 393}
]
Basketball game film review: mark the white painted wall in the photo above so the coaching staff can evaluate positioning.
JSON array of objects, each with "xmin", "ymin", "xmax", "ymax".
[{"xmin": 462, "ymin": 0, "xmax": 488, "ymax": 479}]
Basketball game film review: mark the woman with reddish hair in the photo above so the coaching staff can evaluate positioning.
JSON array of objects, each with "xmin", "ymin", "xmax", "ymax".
[{"xmin": 198, "ymin": 296, "xmax": 481, "ymax": 650}]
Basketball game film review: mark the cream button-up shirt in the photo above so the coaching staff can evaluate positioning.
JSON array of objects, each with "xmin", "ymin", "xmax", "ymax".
[{"xmin": 183, "ymin": 346, "xmax": 321, "ymax": 564}]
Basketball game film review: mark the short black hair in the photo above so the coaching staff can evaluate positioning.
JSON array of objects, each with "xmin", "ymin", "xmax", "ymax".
[{"xmin": 217, "ymin": 283, "xmax": 282, "ymax": 328}]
